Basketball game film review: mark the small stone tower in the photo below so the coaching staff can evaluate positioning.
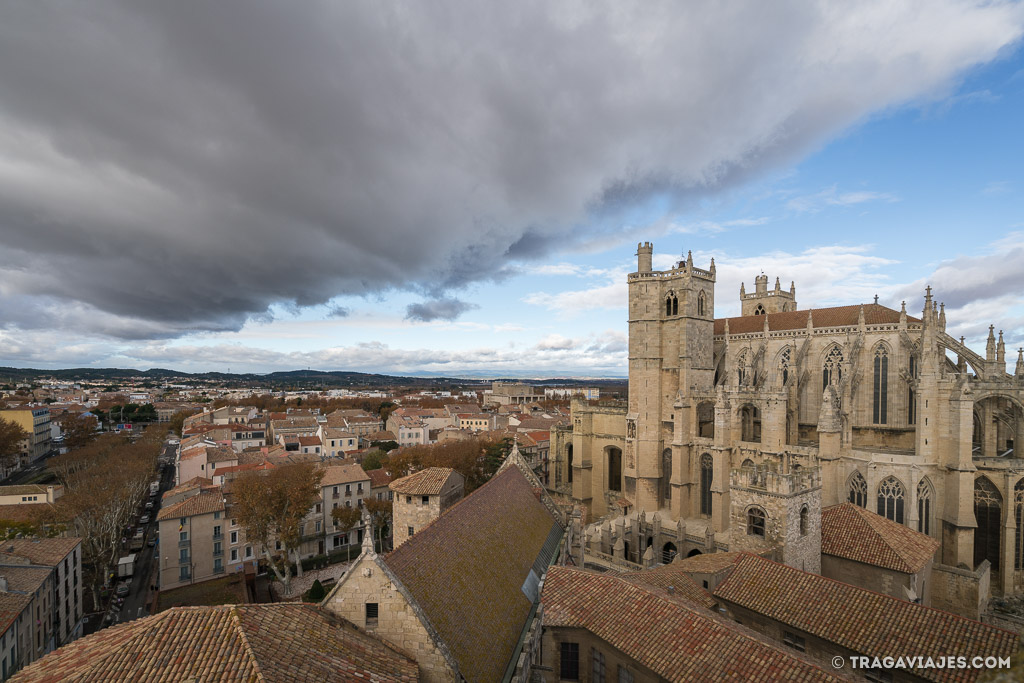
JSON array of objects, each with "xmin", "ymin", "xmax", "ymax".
[
  {"xmin": 728, "ymin": 463, "xmax": 821, "ymax": 574},
  {"xmin": 740, "ymin": 274, "xmax": 797, "ymax": 316}
]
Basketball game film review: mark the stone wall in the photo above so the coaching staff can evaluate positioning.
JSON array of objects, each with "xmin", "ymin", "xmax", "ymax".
[
  {"xmin": 821, "ymin": 555, "xmax": 930, "ymax": 604},
  {"xmin": 322, "ymin": 554, "xmax": 455, "ymax": 682},
  {"xmin": 930, "ymin": 561, "xmax": 990, "ymax": 620}
]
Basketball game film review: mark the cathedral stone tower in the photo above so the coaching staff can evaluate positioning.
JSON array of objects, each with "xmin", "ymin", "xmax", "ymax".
[
  {"xmin": 740, "ymin": 274, "xmax": 797, "ymax": 316},
  {"xmin": 626, "ymin": 244, "xmax": 715, "ymax": 513}
]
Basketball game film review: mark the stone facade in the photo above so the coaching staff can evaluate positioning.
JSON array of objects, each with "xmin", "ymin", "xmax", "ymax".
[
  {"xmin": 322, "ymin": 552, "xmax": 455, "ymax": 683},
  {"xmin": 566, "ymin": 241, "xmax": 1024, "ymax": 613}
]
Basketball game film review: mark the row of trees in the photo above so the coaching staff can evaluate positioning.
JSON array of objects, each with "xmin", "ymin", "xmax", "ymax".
[{"xmin": 45, "ymin": 427, "xmax": 165, "ymax": 610}]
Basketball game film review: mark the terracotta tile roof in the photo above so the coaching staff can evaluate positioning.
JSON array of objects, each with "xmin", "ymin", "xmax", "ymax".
[
  {"xmin": 9, "ymin": 604, "xmax": 418, "ymax": 682},
  {"xmin": 0, "ymin": 485, "xmax": 53, "ymax": 496},
  {"xmin": 389, "ymin": 467, "xmax": 458, "ymax": 495},
  {"xmin": 543, "ymin": 566, "xmax": 846, "ymax": 682},
  {"xmin": 614, "ymin": 564, "xmax": 717, "ymax": 609},
  {"xmin": 714, "ymin": 303, "xmax": 920, "ymax": 336},
  {"xmin": 366, "ymin": 468, "xmax": 393, "ymax": 489},
  {"xmin": 206, "ymin": 445, "xmax": 238, "ymax": 464},
  {"xmin": 156, "ymin": 490, "xmax": 225, "ymax": 522},
  {"xmin": 822, "ymin": 503, "xmax": 939, "ymax": 574},
  {"xmin": 214, "ymin": 462, "xmax": 276, "ymax": 477},
  {"xmin": 0, "ymin": 565, "xmax": 51, "ymax": 594},
  {"xmin": 0, "ymin": 538, "xmax": 80, "ymax": 567},
  {"xmin": 673, "ymin": 551, "xmax": 745, "ymax": 573},
  {"xmin": 320, "ymin": 463, "xmax": 369, "ymax": 488},
  {"xmin": 0, "ymin": 591, "xmax": 31, "ymax": 633},
  {"xmin": 385, "ymin": 466, "xmax": 562, "ymax": 683},
  {"xmin": 162, "ymin": 477, "xmax": 213, "ymax": 502},
  {"xmin": 713, "ymin": 554, "xmax": 1018, "ymax": 683},
  {"xmin": 297, "ymin": 436, "xmax": 322, "ymax": 447},
  {"xmin": 320, "ymin": 427, "xmax": 355, "ymax": 439}
]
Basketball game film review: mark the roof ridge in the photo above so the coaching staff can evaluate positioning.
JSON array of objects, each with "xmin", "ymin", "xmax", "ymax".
[
  {"xmin": 228, "ymin": 604, "xmax": 267, "ymax": 683},
  {"xmin": 853, "ymin": 503, "xmax": 914, "ymax": 572}
]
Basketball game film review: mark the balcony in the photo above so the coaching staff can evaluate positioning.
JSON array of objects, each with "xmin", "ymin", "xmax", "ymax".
[
  {"xmin": 213, "ymin": 565, "xmax": 225, "ymax": 574},
  {"xmin": 213, "ymin": 548, "xmax": 223, "ymax": 557},
  {"xmin": 212, "ymin": 533, "xmax": 223, "ymax": 541},
  {"xmin": 178, "ymin": 538, "xmax": 190, "ymax": 548}
]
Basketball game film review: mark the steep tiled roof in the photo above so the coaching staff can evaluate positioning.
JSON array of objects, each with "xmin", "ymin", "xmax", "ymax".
[
  {"xmin": 614, "ymin": 564, "xmax": 716, "ymax": 609},
  {"xmin": 389, "ymin": 467, "xmax": 458, "ymax": 495},
  {"xmin": 156, "ymin": 490, "xmax": 225, "ymax": 522},
  {"xmin": 543, "ymin": 566, "xmax": 845, "ymax": 682},
  {"xmin": 0, "ymin": 592, "xmax": 31, "ymax": 634},
  {"xmin": 366, "ymin": 468, "xmax": 393, "ymax": 489},
  {"xmin": 822, "ymin": 503, "xmax": 939, "ymax": 574},
  {"xmin": 10, "ymin": 604, "xmax": 417, "ymax": 682},
  {"xmin": 385, "ymin": 466, "xmax": 562, "ymax": 683},
  {"xmin": 714, "ymin": 303, "xmax": 920, "ymax": 336},
  {"xmin": 320, "ymin": 463, "xmax": 369, "ymax": 488},
  {"xmin": 0, "ymin": 538, "xmax": 80, "ymax": 567},
  {"xmin": 713, "ymin": 554, "xmax": 1018, "ymax": 683}
]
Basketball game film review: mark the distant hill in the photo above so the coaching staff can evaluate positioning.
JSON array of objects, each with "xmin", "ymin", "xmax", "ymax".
[{"xmin": 0, "ymin": 366, "xmax": 626, "ymax": 389}]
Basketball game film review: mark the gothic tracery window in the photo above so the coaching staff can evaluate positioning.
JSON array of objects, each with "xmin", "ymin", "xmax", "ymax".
[
  {"xmin": 754, "ymin": 304, "xmax": 765, "ymax": 316},
  {"xmin": 848, "ymin": 471, "xmax": 867, "ymax": 508},
  {"xmin": 700, "ymin": 454, "xmax": 713, "ymax": 517},
  {"xmin": 779, "ymin": 346, "xmax": 791, "ymax": 386},
  {"xmin": 877, "ymin": 476, "xmax": 905, "ymax": 524},
  {"xmin": 974, "ymin": 477, "xmax": 1002, "ymax": 575},
  {"xmin": 917, "ymin": 478, "xmax": 932, "ymax": 536},
  {"xmin": 823, "ymin": 346, "xmax": 843, "ymax": 390},
  {"xmin": 872, "ymin": 345, "xmax": 889, "ymax": 424}
]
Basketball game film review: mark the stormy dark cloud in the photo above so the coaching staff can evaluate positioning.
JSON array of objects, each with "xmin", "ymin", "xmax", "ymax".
[
  {"xmin": 0, "ymin": 1, "xmax": 1021, "ymax": 338},
  {"xmin": 405, "ymin": 298, "xmax": 479, "ymax": 323}
]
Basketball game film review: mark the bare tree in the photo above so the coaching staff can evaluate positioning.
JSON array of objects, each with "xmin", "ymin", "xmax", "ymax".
[
  {"xmin": 0, "ymin": 417, "xmax": 28, "ymax": 475},
  {"xmin": 231, "ymin": 463, "xmax": 322, "ymax": 595}
]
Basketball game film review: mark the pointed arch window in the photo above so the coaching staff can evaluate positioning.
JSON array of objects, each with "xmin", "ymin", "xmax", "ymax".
[
  {"xmin": 779, "ymin": 347, "xmax": 791, "ymax": 386},
  {"xmin": 917, "ymin": 478, "xmax": 932, "ymax": 536},
  {"xmin": 877, "ymin": 476, "xmax": 905, "ymax": 524},
  {"xmin": 872, "ymin": 345, "xmax": 889, "ymax": 424},
  {"xmin": 607, "ymin": 447, "xmax": 622, "ymax": 492},
  {"xmin": 754, "ymin": 304, "xmax": 766, "ymax": 315},
  {"xmin": 1015, "ymin": 479, "xmax": 1024, "ymax": 570},
  {"xmin": 799, "ymin": 505, "xmax": 809, "ymax": 536},
  {"xmin": 698, "ymin": 291, "xmax": 707, "ymax": 317},
  {"xmin": 908, "ymin": 354, "xmax": 918, "ymax": 425},
  {"xmin": 662, "ymin": 448, "xmax": 673, "ymax": 508},
  {"xmin": 848, "ymin": 471, "xmax": 867, "ymax": 508},
  {"xmin": 700, "ymin": 454, "xmax": 713, "ymax": 517},
  {"xmin": 975, "ymin": 477, "xmax": 1002, "ymax": 574},
  {"xmin": 823, "ymin": 346, "xmax": 843, "ymax": 390}
]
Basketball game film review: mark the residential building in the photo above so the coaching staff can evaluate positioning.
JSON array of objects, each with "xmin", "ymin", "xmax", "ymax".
[
  {"xmin": 0, "ymin": 410, "xmax": 51, "ymax": 471},
  {"xmin": 0, "ymin": 488, "xmax": 62, "ymax": 507},
  {"xmin": 156, "ymin": 485, "xmax": 227, "ymax": 590},
  {"xmin": 0, "ymin": 539, "xmax": 83, "ymax": 650}
]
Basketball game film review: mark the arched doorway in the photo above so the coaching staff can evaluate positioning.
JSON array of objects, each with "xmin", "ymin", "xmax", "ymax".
[
  {"xmin": 974, "ymin": 477, "xmax": 1003, "ymax": 574},
  {"xmin": 662, "ymin": 542, "xmax": 677, "ymax": 564},
  {"xmin": 687, "ymin": 548, "xmax": 702, "ymax": 558}
]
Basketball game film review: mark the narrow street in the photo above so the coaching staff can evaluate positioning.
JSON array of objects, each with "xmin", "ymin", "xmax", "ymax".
[{"xmin": 115, "ymin": 442, "xmax": 176, "ymax": 623}]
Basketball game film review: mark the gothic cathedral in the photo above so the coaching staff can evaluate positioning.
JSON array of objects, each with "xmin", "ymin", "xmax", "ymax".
[{"xmin": 556, "ymin": 242, "xmax": 1024, "ymax": 597}]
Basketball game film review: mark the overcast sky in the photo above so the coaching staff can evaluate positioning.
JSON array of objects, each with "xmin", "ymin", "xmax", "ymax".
[{"xmin": 1, "ymin": 1, "xmax": 1023, "ymax": 377}]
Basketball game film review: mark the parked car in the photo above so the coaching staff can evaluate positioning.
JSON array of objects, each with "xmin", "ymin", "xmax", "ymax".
[
  {"xmin": 115, "ymin": 583, "xmax": 130, "ymax": 598},
  {"xmin": 145, "ymin": 501, "xmax": 154, "ymax": 510},
  {"xmin": 139, "ymin": 515, "xmax": 150, "ymax": 525}
]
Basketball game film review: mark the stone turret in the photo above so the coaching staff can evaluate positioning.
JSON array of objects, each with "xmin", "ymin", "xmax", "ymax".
[
  {"xmin": 1016, "ymin": 348, "xmax": 1024, "ymax": 380},
  {"xmin": 741, "ymin": 272, "xmax": 797, "ymax": 316},
  {"xmin": 997, "ymin": 330, "xmax": 1005, "ymax": 365},
  {"xmin": 987, "ymin": 325, "xmax": 997, "ymax": 362},
  {"xmin": 636, "ymin": 242, "xmax": 653, "ymax": 273}
]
